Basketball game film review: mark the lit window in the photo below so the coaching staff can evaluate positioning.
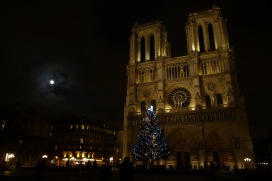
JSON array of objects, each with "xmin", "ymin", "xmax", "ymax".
[
  {"xmin": 81, "ymin": 125, "xmax": 84, "ymax": 129},
  {"xmin": 80, "ymin": 138, "xmax": 83, "ymax": 144},
  {"xmin": 70, "ymin": 125, "xmax": 73, "ymax": 129}
]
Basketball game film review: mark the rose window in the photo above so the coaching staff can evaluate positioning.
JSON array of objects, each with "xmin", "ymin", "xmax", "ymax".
[{"xmin": 168, "ymin": 87, "xmax": 191, "ymax": 108}]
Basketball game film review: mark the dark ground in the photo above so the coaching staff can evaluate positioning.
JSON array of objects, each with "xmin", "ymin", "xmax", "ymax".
[{"xmin": 1, "ymin": 167, "xmax": 272, "ymax": 181}]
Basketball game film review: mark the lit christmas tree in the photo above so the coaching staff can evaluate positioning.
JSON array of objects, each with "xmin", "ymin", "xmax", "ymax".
[{"xmin": 132, "ymin": 106, "xmax": 171, "ymax": 161}]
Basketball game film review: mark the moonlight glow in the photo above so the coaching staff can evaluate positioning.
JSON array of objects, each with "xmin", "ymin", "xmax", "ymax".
[{"xmin": 50, "ymin": 80, "xmax": 54, "ymax": 85}]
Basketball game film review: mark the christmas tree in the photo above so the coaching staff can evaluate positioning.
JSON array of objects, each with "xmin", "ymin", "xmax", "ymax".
[{"xmin": 132, "ymin": 106, "xmax": 171, "ymax": 160}]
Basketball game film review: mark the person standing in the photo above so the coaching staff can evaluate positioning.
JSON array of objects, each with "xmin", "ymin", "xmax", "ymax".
[
  {"xmin": 100, "ymin": 161, "xmax": 112, "ymax": 181},
  {"xmin": 85, "ymin": 160, "xmax": 92, "ymax": 176},
  {"xmin": 93, "ymin": 160, "xmax": 98, "ymax": 174},
  {"xmin": 119, "ymin": 156, "xmax": 134, "ymax": 181}
]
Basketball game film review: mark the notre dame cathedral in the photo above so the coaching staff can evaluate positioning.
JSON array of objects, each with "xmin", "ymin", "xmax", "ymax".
[{"xmin": 122, "ymin": 5, "xmax": 255, "ymax": 169}]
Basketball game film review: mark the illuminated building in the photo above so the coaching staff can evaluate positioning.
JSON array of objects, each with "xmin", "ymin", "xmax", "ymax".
[
  {"xmin": 49, "ymin": 118, "xmax": 119, "ymax": 167},
  {"xmin": 123, "ymin": 5, "xmax": 255, "ymax": 169}
]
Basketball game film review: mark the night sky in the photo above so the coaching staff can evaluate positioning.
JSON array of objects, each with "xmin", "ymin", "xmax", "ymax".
[{"xmin": 0, "ymin": 0, "xmax": 271, "ymax": 138}]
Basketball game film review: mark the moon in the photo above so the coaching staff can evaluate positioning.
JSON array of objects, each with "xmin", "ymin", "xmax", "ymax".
[{"xmin": 50, "ymin": 80, "xmax": 54, "ymax": 85}]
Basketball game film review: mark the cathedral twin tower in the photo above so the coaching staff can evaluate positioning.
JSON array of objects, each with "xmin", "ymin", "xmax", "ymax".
[{"xmin": 123, "ymin": 5, "xmax": 255, "ymax": 169}]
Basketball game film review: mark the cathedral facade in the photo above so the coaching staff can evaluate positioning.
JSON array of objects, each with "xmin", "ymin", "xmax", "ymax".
[{"xmin": 123, "ymin": 6, "xmax": 255, "ymax": 169}]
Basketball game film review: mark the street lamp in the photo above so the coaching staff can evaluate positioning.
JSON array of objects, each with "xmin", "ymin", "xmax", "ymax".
[
  {"xmin": 244, "ymin": 157, "xmax": 251, "ymax": 169},
  {"xmin": 16, "ymin": 139, "xmax": 23, "ymax": 170},
  {"xmin": 244, "ymin": 158, "xmax": 251, "ymax": 162},
  {"xmin": 131, "ymin": 118, "xmax": 135, "ymax": 162}
]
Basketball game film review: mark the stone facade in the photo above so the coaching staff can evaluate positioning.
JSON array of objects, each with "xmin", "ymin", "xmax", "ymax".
[{"xmin": 123, "ymin": 5, "xmax": 255, "ymax": 169}]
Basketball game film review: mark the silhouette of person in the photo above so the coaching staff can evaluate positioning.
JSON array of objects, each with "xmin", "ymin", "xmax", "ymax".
[
  {"xmin": 119, "ymin": 156, "xmax": 134, "ymax": 181},
  {"xmin": 85, "ymin": 160, "xmax": 92, "ymax": 176},
  {"xmin": 66, "ymin": 160, "xmax": 70, "ymax": 168},
  {"xmin": 36, "ymin": 160, "xmax": 44, "ymax": 181},
  {"xmin": 100, "ymin": 161, "xmax": 112, "ymax": 181},
  {"xmin": 209, "ymin": 162, "xmax": 217, "ymax": 177},
  {"xmin": 93, "ymin": 160, "xmax": 98, "ymax": 174},
  {"xmin": 78, "ymin": 162, "xmax": 84, "ymax": 176}
]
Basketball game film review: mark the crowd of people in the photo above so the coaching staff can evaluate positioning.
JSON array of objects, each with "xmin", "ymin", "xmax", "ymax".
[{"xmin": 64, "ymin": 157, "xmax": 134, "ymax": 181}]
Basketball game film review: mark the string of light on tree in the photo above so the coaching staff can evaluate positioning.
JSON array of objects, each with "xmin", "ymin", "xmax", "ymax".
[{"xmin": 132, "ymin": 106, "xmax": 171, "ymax": 160}]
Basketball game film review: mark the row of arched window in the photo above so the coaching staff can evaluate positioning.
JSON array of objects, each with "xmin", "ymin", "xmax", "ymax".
[
  {"xmin": 135, "ymin": 57, "xmax": 227, "ymax": 84},
  {"xmin": 130, "ymin": 108, "xmax": 236, "ymax": 127}
]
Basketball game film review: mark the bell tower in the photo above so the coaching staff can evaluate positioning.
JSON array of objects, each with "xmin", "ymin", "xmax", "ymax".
[
  {"xmin": 128, "ymin": 20, "xmax": 171, "ymax": 65},
  {"xmin": 186, "ymin": 5, "xmax": 230, "ymax": 54},
  {"xmin": 123, "ymin": 20, "xmax": 171, "ymax": 159}
]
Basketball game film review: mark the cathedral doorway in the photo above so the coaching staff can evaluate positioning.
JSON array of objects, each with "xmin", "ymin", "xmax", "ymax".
[{"xmin": 213, "ymin": 151, "xmax": 220, "ymax": 167}]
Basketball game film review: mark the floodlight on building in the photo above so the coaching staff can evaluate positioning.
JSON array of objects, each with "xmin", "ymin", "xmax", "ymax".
[{"xmin": 5, "ymin": 153, "xmax": 15, "ymax": 162}]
